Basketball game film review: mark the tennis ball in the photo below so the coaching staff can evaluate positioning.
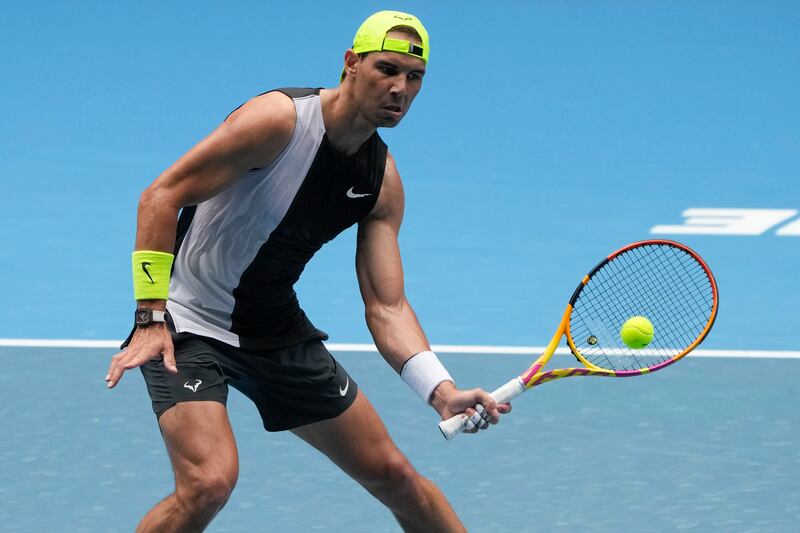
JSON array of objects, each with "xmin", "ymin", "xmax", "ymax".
[{"xmin": 620, "ymin": 316, "xmax": 654, "ymax": 349}]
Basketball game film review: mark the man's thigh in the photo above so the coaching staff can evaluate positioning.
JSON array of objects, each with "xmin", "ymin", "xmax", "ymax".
[
  {"xmin": 290, "ymin": 390, "xmax": 410, "ymax": 482},
  {"xmin": 159, "ymin": 401, "xmax": 239, "ymax": 482}
]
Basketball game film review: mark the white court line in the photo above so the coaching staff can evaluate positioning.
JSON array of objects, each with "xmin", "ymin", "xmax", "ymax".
[{"xmin": 0, "ymin": 338, "xmax": 798, "ymax": 359}]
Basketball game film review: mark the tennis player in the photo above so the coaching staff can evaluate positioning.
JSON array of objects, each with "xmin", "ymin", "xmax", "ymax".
[{"xmin": 106, "ymin": 10, "xmax": 510, "ymax": 532}]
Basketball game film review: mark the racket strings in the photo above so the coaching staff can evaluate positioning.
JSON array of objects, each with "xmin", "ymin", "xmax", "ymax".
[
  {"xmin": 589, "ymin": 246, "xmax": 712, "ymax": 364},
  {"xmin": 569, "ymin": 244, "xmax": 715, "ymax": 371},
  {"xmin": 595, "ymin": 247, "xmax": 713, "ymax": 358},
  {"xmin": 615, "ymin": 250, "xmax": 710, "ymax": 344}
]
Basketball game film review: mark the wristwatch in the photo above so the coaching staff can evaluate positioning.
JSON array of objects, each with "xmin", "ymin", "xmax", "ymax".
[{"xmin": 135, "ymin": 307, "xmax": 167, "ymax": 327}]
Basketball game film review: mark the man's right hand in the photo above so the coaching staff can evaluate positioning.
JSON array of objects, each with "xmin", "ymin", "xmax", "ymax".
[
  {"xmin": 105, "ymin": 324, "xmax": 176, "ymax": 389},
  {"xmin": 430, "ymin": 381, "xmax": 512, "ymax": 434}
]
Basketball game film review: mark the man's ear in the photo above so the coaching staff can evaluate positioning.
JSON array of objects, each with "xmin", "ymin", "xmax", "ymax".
[{"xmin": 343, "ymin": 49, "xmax": 361, "ymax": 80}]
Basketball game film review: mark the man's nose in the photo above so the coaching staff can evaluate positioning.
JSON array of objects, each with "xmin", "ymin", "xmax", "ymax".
[{"xmin": 389, "ymin": 75, "xmax": 407, "ymax": 96}]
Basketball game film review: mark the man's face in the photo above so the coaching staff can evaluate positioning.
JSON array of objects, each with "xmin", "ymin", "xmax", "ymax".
[{"xmin": 349, "ymin": 31, "xmax": 426, "ymax": 128}]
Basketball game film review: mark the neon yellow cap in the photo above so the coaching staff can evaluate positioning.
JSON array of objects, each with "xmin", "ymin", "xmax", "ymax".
[
  {"xmin": 341, "ymin": 11, "xmax": 430, "ymax": 80},
  {"xmin": 352, "ymin": 10, "xmax": 430, "ymax": 62}
]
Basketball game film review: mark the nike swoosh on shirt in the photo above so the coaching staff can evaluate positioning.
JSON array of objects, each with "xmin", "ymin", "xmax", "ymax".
[
  {"xmin": 346, "ymin": 187, "xmax": 372, "ymax": 199},
  {"xmin": 339, "ymin": 377, "xmax": 350, "ymax": 396}
]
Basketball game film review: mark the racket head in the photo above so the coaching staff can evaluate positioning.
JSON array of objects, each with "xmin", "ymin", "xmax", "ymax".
[{"xmin": 565, "ymin": 240, "xmax": 718, "ymax": 375}]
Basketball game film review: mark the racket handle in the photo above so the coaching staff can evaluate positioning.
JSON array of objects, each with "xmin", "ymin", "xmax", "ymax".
[
  {"xmin": 491, "ymin": 377, "xmax": 528, "ymax": 404},
  {"xmin": 437, "ymin": 378, "xmax": 526, "ymax": 441}
]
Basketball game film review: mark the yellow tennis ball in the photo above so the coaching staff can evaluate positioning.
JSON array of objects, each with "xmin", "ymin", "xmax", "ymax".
[{"xmin": 620, "ymin": 316, "xmax": 654, "ymax": 349}]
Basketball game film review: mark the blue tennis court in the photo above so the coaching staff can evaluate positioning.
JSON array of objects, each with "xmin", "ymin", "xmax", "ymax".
[{"xmin": 2, "ymin": 2, "xmax": 799, "ymax": 531}]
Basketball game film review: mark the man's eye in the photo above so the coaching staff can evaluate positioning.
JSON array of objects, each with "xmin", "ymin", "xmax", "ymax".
[{"xmin": 379, "ymin": 65, "xmax": 398, "ymax": 75}]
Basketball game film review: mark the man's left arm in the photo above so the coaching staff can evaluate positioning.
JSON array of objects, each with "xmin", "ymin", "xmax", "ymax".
[{"xmin": 355, "ymin": 153, "xmax": 510, "ymax": 428}]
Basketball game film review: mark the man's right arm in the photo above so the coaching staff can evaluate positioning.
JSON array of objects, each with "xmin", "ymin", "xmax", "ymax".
[{"xmin": 105, "ymin": 92, "xmax": 297, "ymax": 389}]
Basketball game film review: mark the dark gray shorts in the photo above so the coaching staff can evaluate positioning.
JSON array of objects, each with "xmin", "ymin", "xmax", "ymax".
[{"xmin": 137, "ymin": 329, "xmax": 358, "ymax": 432}]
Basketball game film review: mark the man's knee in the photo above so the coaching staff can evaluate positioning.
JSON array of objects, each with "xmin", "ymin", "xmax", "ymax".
[
  {"xmin": 368, "ymin": 452, "xmax": 422, "ymax": 500},
  {"xmin": 176, "ymin": 466, "xmax": 238, "ymax": 514}
]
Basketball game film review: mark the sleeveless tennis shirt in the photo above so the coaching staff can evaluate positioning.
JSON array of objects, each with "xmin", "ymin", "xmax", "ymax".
[{"xmin": 167, "ymin": 88, "xmax": 388, "ymax": 349}]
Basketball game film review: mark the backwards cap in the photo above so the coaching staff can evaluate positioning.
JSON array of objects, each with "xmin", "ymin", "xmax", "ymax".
[
  {"xmin": 353, "ymin": 10, "xmax": 430, "ymax": 62},
  {"xmin": 342, "ymin": 11, "xmax": 430, "ymax": 79}
]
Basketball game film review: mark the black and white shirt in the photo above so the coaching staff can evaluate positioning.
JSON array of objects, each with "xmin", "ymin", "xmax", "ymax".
[{"xmin": 168, "ymin": 88, "xmax": 387, "ymax": 350}]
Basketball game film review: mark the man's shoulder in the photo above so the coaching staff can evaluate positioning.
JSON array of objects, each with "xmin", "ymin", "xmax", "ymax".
[
  {"xmin": 269, "ymin": 87, "xmax": 322, "ymax": 99},
  {"xmin": 223, "ymin": 91, "xmax": 298, "ymax": 142},
  {"xmin": 383, "ymin": 151, "xmax": 399, "ymax": 181},
  {"xmin": 229, "ymin": 90, "xmax": 296, "ymax": 120},
  {"xmin": 238, "ymin": 88, "xmax": 322, "ymax": 116},
  {"xmin": 361, "ymin": 151, "xmax": 403, "ymax": 224},
  {"xmin": 218, "ymin": 91, "xmax": 302, "ymax": 170}
]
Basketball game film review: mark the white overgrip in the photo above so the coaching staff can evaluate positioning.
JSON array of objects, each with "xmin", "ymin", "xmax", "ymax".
[
  {"xmin": 437, "ymin": 377, "xmax": 526, "ymax": 441},
  {"xmin": 437, "ymin": 413, "xmax": 470, "ymax": 440},
  {"xmin": 491, "ymin": 377, "xmax": 527, "ymax": 403}
]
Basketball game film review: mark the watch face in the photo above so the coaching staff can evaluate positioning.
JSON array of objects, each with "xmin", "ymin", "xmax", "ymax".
[{"xmin": 135, "ymin": 308, "xmax": 151, "ymax": 326}]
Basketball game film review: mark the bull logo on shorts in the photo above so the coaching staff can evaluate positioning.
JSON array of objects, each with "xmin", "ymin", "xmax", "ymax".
[{"xmin": 183, "ymin": 379, "xmax": 202, "ymax": 393}]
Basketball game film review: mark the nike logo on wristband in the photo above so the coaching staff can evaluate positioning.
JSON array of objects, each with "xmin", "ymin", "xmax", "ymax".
[{"xmin": 141, "ymin": 262, "xmax": 155, "ymax": 284}]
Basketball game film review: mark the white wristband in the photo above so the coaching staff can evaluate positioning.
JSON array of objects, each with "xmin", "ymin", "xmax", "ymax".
[{"xmin": 400, "ymin": 351, "xmax": 453, "ymax": 404}]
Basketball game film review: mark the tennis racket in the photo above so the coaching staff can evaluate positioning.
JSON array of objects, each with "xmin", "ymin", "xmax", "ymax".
[{"xmin": 439, "ymin": 239, "xmax": 718, "ymax": 440}]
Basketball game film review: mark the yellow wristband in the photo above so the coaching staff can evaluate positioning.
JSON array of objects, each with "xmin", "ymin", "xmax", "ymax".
[{"xmin": 132, "ymin": 251, "xmax": 174, "ymax": 300}]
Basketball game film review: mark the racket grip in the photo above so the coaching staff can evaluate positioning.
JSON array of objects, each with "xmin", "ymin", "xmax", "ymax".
[
  {"xmin": 437, "ymin": 378, "xmax": 526, "ymax": 441},
  {"xmin": 492, "ymin": 377, "xmax": 527, "ymax": 404}
]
